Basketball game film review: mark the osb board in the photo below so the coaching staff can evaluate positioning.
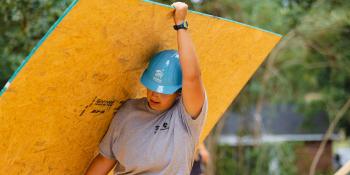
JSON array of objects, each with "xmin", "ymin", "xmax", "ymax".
[{"xmin": 0, "ymin": 0, "xmax": 281, "ymax": 174}]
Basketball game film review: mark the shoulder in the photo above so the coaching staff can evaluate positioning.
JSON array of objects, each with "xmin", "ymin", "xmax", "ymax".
[
  {"xmin": 117, "ymin": 97, "xmax": 144, "ymax": 108},
  {"xmin": 177, "ymin": 91, "xmax": 208, "ymax": 110},
  {"xmin": 176, "ymin": 90, "xmax": 208, "ymax": 120},
  {"xmin": 124, "ymin": 97, "xmax": 146, "ymax": 110},
  {"xmin": 113, "ymin": 97, "xmax": 146, "ymax": 116},
  {"xmin": 110, "ymin": 98, "xmax": 145, "ymax": 125},
  {"xmin": 125, "ymin": 97, "xmax": 145, "ymax": 105}
]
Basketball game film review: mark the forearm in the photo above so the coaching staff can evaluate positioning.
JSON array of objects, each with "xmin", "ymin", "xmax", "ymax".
[{"xmin": 176, "ymin": 27, "xmax": 202, "ymax": 80}]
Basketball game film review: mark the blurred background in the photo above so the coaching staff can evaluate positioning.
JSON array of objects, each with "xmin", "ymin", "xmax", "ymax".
[{"xmin": 1, "ymin": 0, "xmax": 349, "ymax": 175}]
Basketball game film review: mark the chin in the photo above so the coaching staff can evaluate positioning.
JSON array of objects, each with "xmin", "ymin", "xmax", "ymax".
[{"xmin": 153, "ymin": 105, "xmax": 163, "ymax": 111}]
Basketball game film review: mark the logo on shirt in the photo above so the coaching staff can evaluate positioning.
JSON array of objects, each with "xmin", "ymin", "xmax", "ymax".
[{"xmin": 154, "ymin": 122, "xmax": 169, "ymax": 134}]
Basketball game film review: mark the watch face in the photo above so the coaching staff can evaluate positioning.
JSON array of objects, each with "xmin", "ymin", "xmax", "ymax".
[{"xmin": 184, "ymin": 21, "xmax": 188, "ymax": 28}]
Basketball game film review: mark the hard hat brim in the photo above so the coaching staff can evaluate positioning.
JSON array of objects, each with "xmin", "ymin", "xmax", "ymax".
[{"xmin": 140, "ymin": 73, "xmax": 182, "ymax": 95}]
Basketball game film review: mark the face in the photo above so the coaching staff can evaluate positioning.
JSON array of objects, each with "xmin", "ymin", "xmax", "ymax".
[{"xmin": 146, "ymin": 89, "xmax": 180, "ymax": 112}]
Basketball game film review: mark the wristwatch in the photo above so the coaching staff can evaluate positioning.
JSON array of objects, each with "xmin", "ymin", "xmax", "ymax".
[{"xmin": 173, "ymin": 21, "xmax": 189, "ymax": 30}]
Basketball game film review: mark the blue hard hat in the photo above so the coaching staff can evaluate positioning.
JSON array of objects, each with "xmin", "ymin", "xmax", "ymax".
[{"xmin": 140, "ymin": 50, "xmax": 182, "ymax": 94}]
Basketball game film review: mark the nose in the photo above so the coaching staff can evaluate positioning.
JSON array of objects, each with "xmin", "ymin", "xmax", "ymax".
[{"xmin": 151, "ymin": 91, "xmax": 160, "ymax": 98}]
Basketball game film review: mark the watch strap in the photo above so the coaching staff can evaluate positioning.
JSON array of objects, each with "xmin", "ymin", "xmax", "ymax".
[{"xmin": 173, "ymin": 21, "xmax": 188, "ymax": 30}]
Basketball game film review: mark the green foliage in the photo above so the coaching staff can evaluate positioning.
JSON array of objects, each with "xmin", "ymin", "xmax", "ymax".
[
  {"xmin": 0, "ymin": 0, "xmax": 73, "ymax": 87},
  {"xmin": 216, "ymin": 143, "xmax": 298, "ymax": 175},
  {"xmin": 263, "ymin": 0, "xmax": 350, "ymax": 132}
]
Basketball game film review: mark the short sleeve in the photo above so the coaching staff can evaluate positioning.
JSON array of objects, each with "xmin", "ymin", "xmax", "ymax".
[
  {"xmin": 99, "ymin": 113, "xmax": 120, "ymax": 160},
  {"xmin": 178, "ymin": 91, "xmax": 208, "ymax": 141}
]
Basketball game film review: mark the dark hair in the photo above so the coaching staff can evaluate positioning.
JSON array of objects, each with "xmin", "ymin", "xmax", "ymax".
[{"xmin": 176, "ymin": 88, "xmax": 182, "ymax": 93}]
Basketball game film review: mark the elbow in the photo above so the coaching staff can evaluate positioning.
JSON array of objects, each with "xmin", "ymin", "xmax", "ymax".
[{"xmin": 183, "ymin": 72, "xmax": 202, "ymax": 82}]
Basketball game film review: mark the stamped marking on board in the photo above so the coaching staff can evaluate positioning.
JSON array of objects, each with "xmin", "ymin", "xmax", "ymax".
[{"xmin": 80, "ymin": 97, "xmax": 116, "ymax": 116}]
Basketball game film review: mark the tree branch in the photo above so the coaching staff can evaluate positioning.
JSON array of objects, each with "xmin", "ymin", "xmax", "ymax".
[{"xmin": 309, "ymin": 97, "xmax": 350, "ymax": 175}]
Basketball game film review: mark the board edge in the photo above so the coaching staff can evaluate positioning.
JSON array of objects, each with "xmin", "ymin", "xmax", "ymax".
[
  {"xmin": 142, "ymin": 0, "xmax": 283, "ymax": 37},
  {"xmin": 0, "ymin": 0, "xmax": 80, "ymax": 97}
]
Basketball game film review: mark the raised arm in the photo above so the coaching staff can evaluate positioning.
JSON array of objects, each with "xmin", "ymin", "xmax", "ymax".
[{"xmin": 171, "ymin": 2, "xmax": 205, "ymax": 119}]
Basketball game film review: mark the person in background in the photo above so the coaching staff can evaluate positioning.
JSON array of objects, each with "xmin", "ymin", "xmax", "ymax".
[{"xmin": 191, "ymin": 143, "xmax": 210, "ymax": 175}]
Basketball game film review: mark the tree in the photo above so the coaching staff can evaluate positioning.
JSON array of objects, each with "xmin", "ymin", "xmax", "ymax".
[{"xmin": 0, "ymin": 0, "xmax": 73, "ymax": 88}]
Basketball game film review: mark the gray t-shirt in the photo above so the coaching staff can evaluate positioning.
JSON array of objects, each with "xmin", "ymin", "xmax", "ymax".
[{"xmin": 99, "ymin": 92, "xmax": 208, "ymax": 175}]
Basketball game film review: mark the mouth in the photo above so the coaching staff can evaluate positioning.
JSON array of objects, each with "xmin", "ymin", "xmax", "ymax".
[{"xmin": 149, "ymin": 99, "xmax": 160, "ymax": 105}]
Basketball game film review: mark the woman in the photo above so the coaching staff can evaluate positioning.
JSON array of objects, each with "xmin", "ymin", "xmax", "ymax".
[{"xmin": 85, "ymin": 2, "xmax": 208, "ymax": 175}]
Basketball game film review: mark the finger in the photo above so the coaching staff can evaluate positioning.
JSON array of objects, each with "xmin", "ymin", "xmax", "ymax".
[
  {"xmin": 170, "ymin": 2, "xmax": 178, "ymax": 8},
  {"xmin": 171, "ymin": 2, "xmax": 181, "ymax": 8}
]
